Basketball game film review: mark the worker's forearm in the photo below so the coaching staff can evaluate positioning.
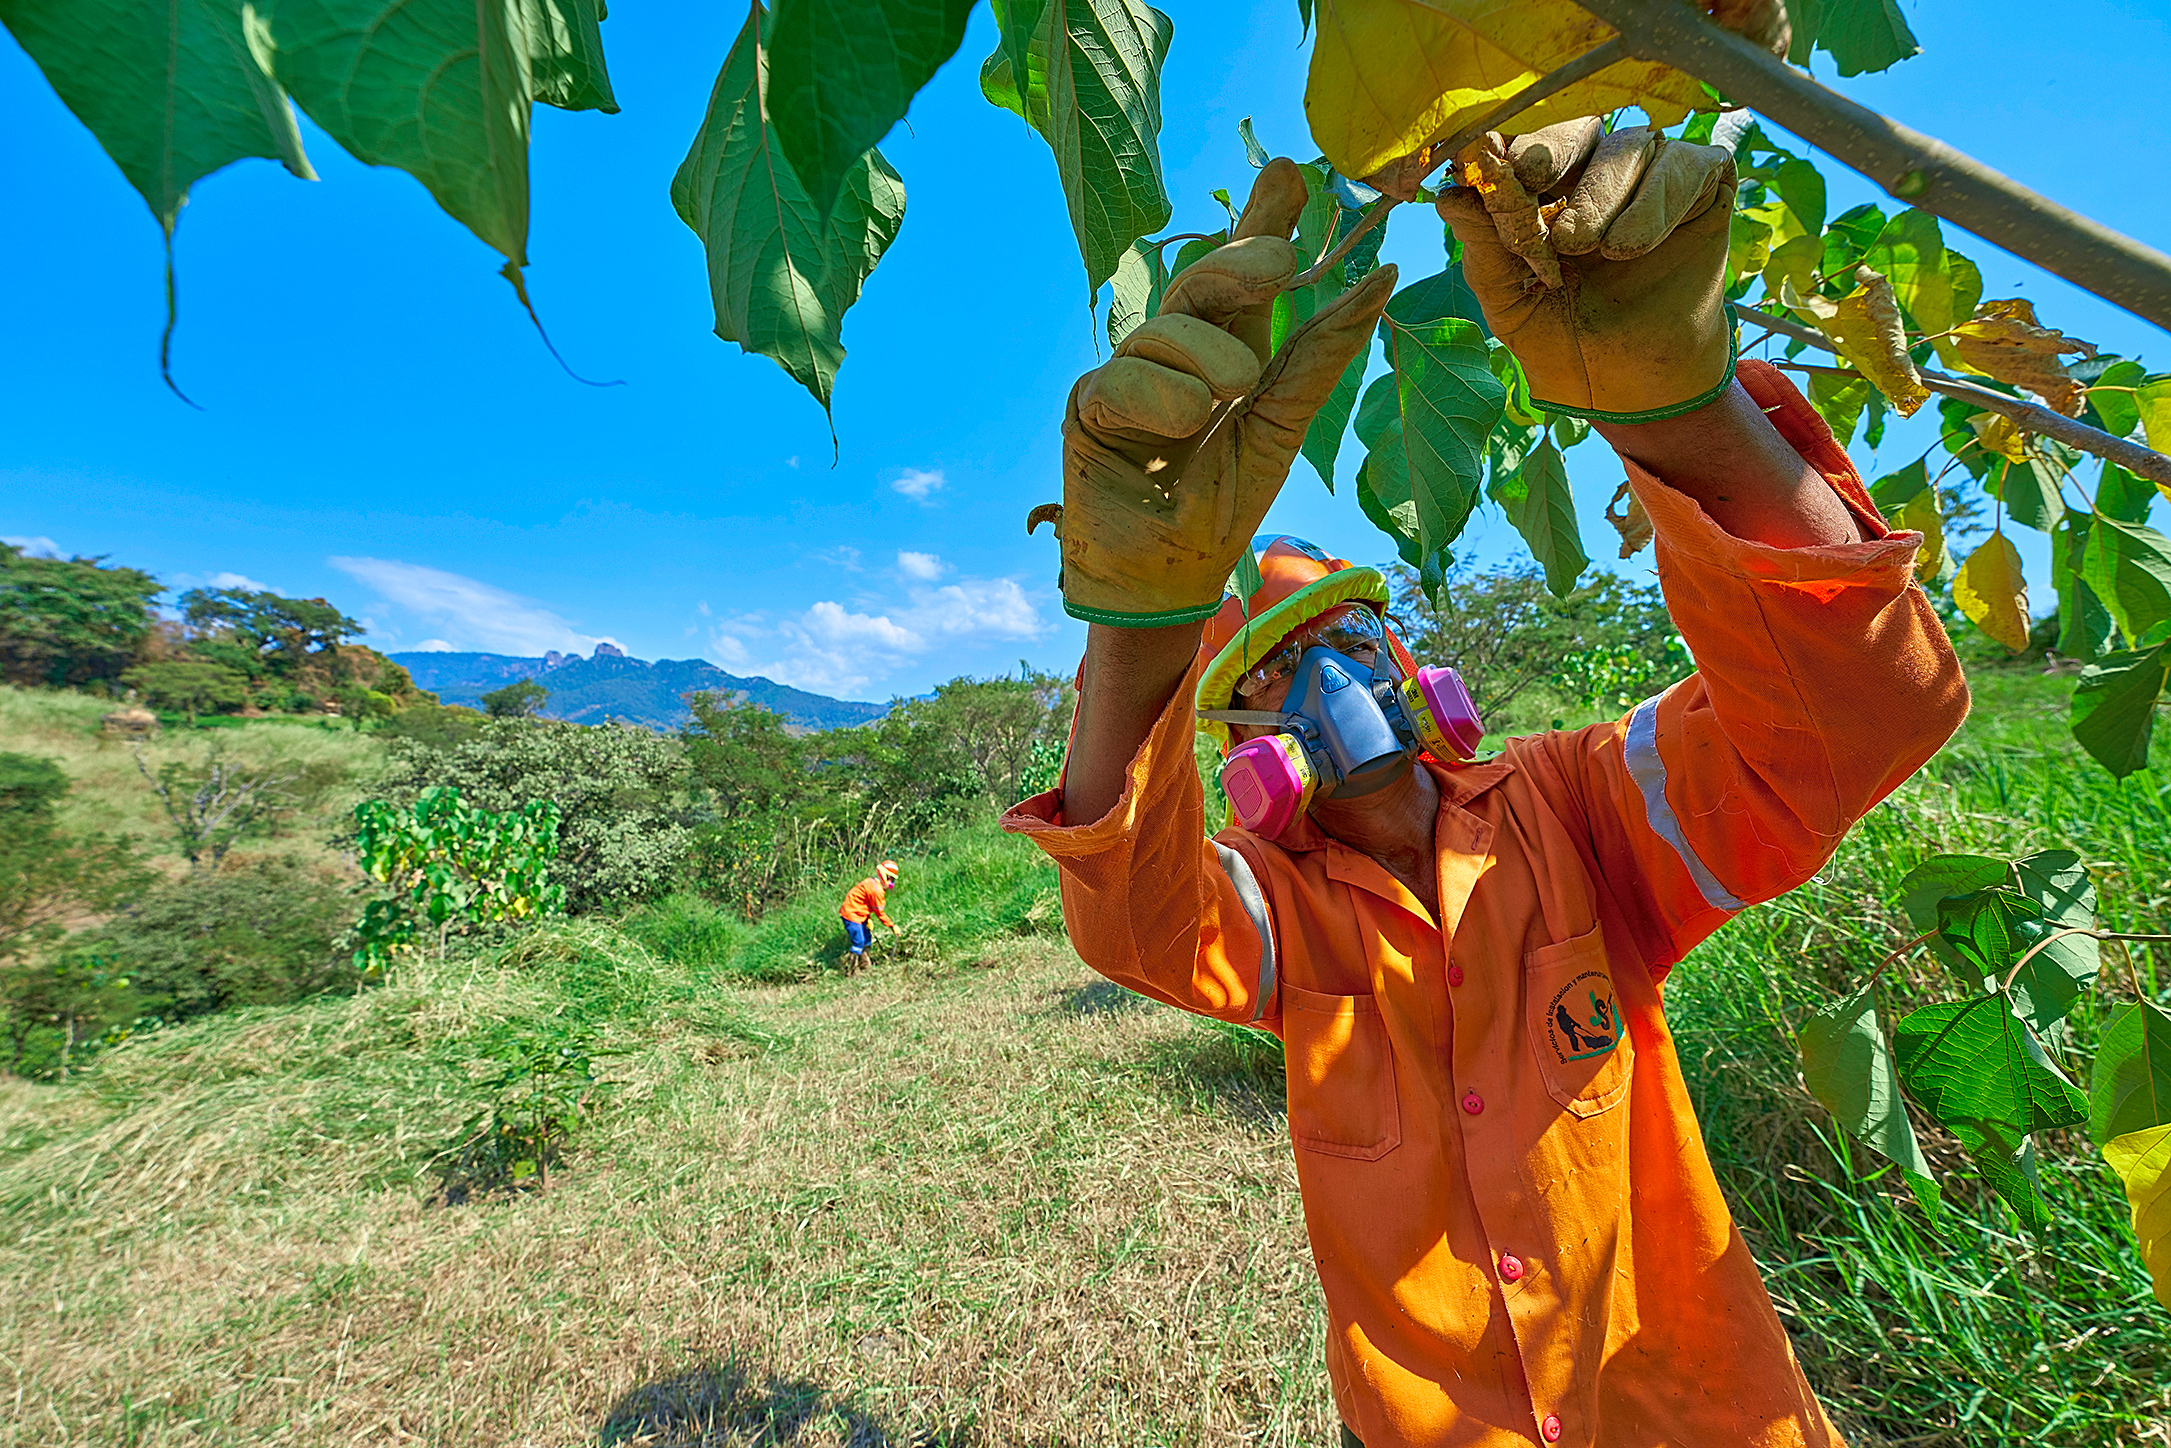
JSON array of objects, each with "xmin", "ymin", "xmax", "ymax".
[
  {"xmin": 1062, "ymin": 620, "xmax": 1205, "ymax": 828},
  {"xmin": 1594, "ymin": 381, "xmax": 1864, "ymax": 548}
]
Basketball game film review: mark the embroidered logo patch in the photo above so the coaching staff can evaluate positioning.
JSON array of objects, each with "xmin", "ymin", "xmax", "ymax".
[{"xmin": 1544, "ymin": 969, "xmax": 1622, "ymax": 1064}]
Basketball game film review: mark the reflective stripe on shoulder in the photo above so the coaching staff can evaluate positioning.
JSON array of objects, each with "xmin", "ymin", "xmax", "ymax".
[
  {"xmin": 1212, "ymin": 841, "xmax": 1278, "ymax": 1021},
  {"xmin": 1623, "ymin": 694, "xmax": 1748, "ymax": 913}
]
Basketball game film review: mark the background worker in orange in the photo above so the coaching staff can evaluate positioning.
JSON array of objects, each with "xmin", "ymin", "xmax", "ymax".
[
  {"xmin": 839, "ymin": 860, "xmax": 899, "ymax": 969},
  {"xmin": 1002, "ymin": 118, "xmax": 1969, "ymax": 1447}
]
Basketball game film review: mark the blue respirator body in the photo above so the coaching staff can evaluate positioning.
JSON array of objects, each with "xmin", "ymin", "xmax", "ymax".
[{"xmin": 1200, "ymin": 646, "xmax": 1483, "ymax": 839}]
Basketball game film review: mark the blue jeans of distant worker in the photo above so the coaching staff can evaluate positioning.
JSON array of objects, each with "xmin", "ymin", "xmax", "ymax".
[{"xmin": 843, "ymin": 918, "xmax": 873, "ymax": 956}]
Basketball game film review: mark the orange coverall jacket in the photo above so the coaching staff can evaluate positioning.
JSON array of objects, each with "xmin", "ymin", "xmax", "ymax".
[
  {"xmin": 1002, "ymin": 369, "xmax": 1969, "ymax": 1447},
  {"xmin": 839, "ymin": 879, "xmax": 894, "ymax": 927}
]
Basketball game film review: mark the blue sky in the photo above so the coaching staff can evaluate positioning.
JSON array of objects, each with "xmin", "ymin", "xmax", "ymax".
[{"xmin": 4, "ymin": 0, "xmax": 2167, "ymax": 701}]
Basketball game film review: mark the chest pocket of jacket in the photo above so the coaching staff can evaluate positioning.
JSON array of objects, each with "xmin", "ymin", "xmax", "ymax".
[
  {"xmin": 1283, "ymin": 985, "xmax": 1401, "ymax": 1161},
  {"xmin": 1523, "ymin": 928, "xmax": 1634, "ymax": 1118}
]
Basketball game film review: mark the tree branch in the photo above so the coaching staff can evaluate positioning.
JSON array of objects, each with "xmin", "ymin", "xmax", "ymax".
[
  {"xmin": 1575, "ymin": 0, "xmax": 2171, "ymax": 333},
  {"xmin": 1999, "ymin": 927, "xmax": 2171, "ymax": 995},
  {"xmin": 1734, "ymin": 302, "xmax": 2171, "ymax": 488},
  {"xmin": 1292, "ymin": 199, "xmax": 1399, "ymax": 289}
]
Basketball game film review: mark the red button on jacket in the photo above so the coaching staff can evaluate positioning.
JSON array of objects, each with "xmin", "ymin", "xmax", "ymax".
[
  {"xmin": 1499, "ymin": 1254, "xmax": 1524, "ymax": 1282},
  {"xmin": 1542, "ymin": 1414, "xmax": 1563, "ymax": 1442},
  {"xmin": 1461, "ymin": 1091, "xmax": 1483, "ymax": 1115},
  {"xmin": 1447, "ymin": 964, "xmax": 1465, "ymax": 986}
]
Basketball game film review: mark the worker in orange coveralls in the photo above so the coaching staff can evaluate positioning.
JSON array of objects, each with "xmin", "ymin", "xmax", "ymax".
[
  {"xmin": 1002, "ymin": 120, "xmax": 1969, "ymax": 1448},
  {"xmin": 839, "ymin": 859, "xmax": 899, "ymax": 972}
]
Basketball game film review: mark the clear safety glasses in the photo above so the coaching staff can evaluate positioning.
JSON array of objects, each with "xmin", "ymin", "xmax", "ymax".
[{"xmin": 1232, "ymin": 606, "xmax": 1387, "ymax": 700}]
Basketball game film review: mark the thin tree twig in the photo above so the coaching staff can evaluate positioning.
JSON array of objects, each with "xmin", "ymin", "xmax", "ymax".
[
  {"xmin": 1874, "ymin": 926, "xmax": 1942, "ymax": 986},
  {"xmin": 1576, "ymin": 0, "xmax": 2171, "ymax": 332},
  {"xmin": 1291, "ymin": 199, "xmax": 1400, "ymax": 289},
  {"xmin": 1738, "ymin": 303, "xmax": 2171, "ymax": 488},
  {"xmin": 1998, "ymin": 927, "xmax": 2171, "ymax": 995}
]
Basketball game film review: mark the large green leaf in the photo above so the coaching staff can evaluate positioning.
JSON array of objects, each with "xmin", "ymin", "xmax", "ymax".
[
  {"xmin": 1989, "ymin": 453, "xmax": 2067, "ymax": 535},
  {"xmin": 1365, "ymin": 317, "xmax": 1505, "ymax": 595},
  {"xmin": 1934, "ymin": 886, "xmax": 2046, "ymax": 982},
  {"xmin": 766, "ymin": 0, "xmax": 974, "ymax": 217},
  {"xmin": 2091, "ymin": 1000, "xmax": 2171, "ymax": 1146},
  {"xmin": 0, "ymin": 0, "xmax": 315, "ymax": 236},
  {"xmin": 1302, "ymin": 348, "xmax": 1366, "ymax": 495},
  {"xmin": 2086, "ymin": 358, "xmax": 2147, "ymax": 441},
  {"xmin": 1867, "ymin": 457, "xmax": 1927, "ymax": 511},
  {"xmin": 1785, "ymin": 0, "xmax": 1921, "ymax": 78},
  {"xmin": 1488, "ymin": 439, "xmax": 1586, "ymax": 599},
  {"xmin": 1105, "ymin": 236, "xmax": 1166, "ymax": 349},
  {"xmin": 2071, "ymin": 643, "xmax": 2168, "ymax": 779},
  {"xmin": 2097, "ymin": 463, "xmax": 2158, "ymax": 526},
  {"xmin": 0, "ymin": 0, "xmax": 318, "ymax": 390},
  {"xmin": 2081, "ymin": 513, "xmax": 2171, "ymax": 647},
  {"xmin": 2005, "ymin": 850, "xmax": 2100, "ymax": 1033},
  {"xmin": 2054, "ymin": 514, "xmax": 2116, "ymax": 663},
  {"xmin": 981, "ymin": 0, "xmax": 1172, "ymax": 295},
  {"xmin": 1899, "ymin": 853, "xmax": 2006, "ymax": 945},
  {"xmin": 672, "ymin": 4, "xmax": 906, "ymax": 416},
  {"xmin": 1900, "ymin": 850, "xmax": 2099, "ymax": 1030},
  {"xmin": 269, "ymin": 0, "xmax": 616, "ymax": 269},
  {"xmin": 1355, "ymin": 447, "xmax": 1422, "ymax": 570},
  {"xmin": 1800, "ymin": 980, "xmax": 1933, "ymax": 1180},
  {"xmin": 1894, "ymin": 995, "xmax": 2087, "ymax": 1227}
]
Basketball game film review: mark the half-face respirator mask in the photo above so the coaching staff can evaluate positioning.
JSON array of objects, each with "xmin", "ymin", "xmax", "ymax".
[{"xmin": 1199, "ymin": 608, "xmax": 1483, "ymax": 840}]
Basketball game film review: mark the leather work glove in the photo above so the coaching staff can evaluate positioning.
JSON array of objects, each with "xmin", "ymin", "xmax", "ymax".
[
  {"xmin": 1438, "ymin": 120, "xmax": 1738, "ymax": 423},
  {"xmin": 1045, "ymin": 160, "xmax": 1397, "ymax": 627}
]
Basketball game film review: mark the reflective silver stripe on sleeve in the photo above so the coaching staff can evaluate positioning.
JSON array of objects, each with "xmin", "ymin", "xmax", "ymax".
[
  {"xmin": 1623, "ymin": 695, "xmax": 1748, "ymax": 912},
  {"xmin": 1212, "ymin": 841, "xmax": 1278, "ymax": 1021}
]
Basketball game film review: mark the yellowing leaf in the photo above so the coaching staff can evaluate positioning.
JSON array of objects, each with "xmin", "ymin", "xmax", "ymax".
[
  {"xmin": 1953, "ymin": 299, "xmax": 2097, "ymax": 416},
  {"xmin": 2101, "ymin": 1122, "xmax": 2171, "ymax": 1310},
  {"xmin": 1783, "ymin": 269, "xmax": 1928, "ymax": 416},
  {"xmin": 2139, "ymin": 377, "xmax": 2171, "ymax": 456},
  {"xmin": 1969, "ymin": 412, "xmax": 2031, "ymax": 464},
  {"xmin": 1888, "ymin": 488, "xmax": 1949, "ymax": 584},
  {"xmin": 1306, "ymin": 0, "xmax": 1704, "ymax": 179},
  {"xmin": 1760, "ymin": 232, "xmax": 1820, "ymax": 307},
  {"xmin": 1954, "ymin": 533, "xmax": 2031, "ymax": 652}
]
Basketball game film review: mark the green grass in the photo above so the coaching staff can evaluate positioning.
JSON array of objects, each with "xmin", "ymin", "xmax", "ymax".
[{"xmin": 1660, "ymin": 664, "xmax": 2170, "ymax": 1444}]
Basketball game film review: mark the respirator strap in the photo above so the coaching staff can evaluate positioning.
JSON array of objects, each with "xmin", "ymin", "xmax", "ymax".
[{"xmin": 1198, "ymin": 709, "xmax": 1299, "ymax": 729}]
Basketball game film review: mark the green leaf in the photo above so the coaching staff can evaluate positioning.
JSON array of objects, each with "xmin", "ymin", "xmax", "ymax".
[
  {"xmin": 269, "ymin": 0, "xmax": 618, "ymax": 269},
  {"xmin": 1934, "ymin": 886, "xmax": 2046, "ymax": 981},
  {"xmin": 766, "ymin": 0, "xmax": 974, "ymax": 216},
  {"xmin": 1800, "ymin": 980, "xmax": 1932, "ymax": 1177},
  {"xmin": 1989, "ymin": 452, "xmax": 2067, "ymax": 534},
  {"xmin": 1170, "ymin": 230, "xmax": 1227, "ymax": 279},
  {"xmin": 1487, "ymin": 439, "xmax": 1587, "ymax": 598},
  {"xmin": 1899, "ymin": 853, "xmax": 2006, "ymax": 945},
  {"xmin": 1768, "ymin": 156, "xmax": 1826, "ymax": 238},
  {"xmin": 1355, "ymin": 448, "xmax": 1422, "ymax": 569},
  {"xmin": 1863, "ymin": 208, "xmax": 1944, "ymax": 325},
  {"xmin": 2004, "ymin": 849, "xmax": 2100, "ymax": 1034},
  {"xmin": 1238, "ymin": 115, "xmax": 1269, "ymax": 168},
  {"xmin": 1867, "ymin": 457, "xmax": 1927, "ymax": 510},
  {"xmin": 1369, "ymin": 317, "xmax": 1506, "ymax": 578},
  {"xmin": 1893, "ymin": 995, "xmax": 2087, "ymax": 1227},
  {"xmin": 2085, "ymin": 358, "xmax": 2146, "ymax": 440},
  {"xmin": 2091, "ymin": 1000, "xmax": 2171, "ymax": 1146},
  {"xmin": 1381, "ymin": 264, "xmax": 1489, "ymax": 342},
  {"xmin": 1785, "ymin": 0, "xmax": 1921, "ymax": 78},
  {"xmin": 2098, "ymin": 462, "xmax": 2157, "ymax": 526},
  {"xmin": 672, "ymin": 4, "xmax": 907, "ymax": 416},
  {"xmin": 1106, "ymin": 237, "xmax": 1166, "ymax": 349},
  {"xmin": 981, "ymin": 0, "xmax": 1173, "ymax": 295},
  {"xmin": 1808, "ymin": 371, "xmax": 1874, "ymax": 448},
  {"xmin": 0, "ymin": 0, "xmax": 316, "ymax": 238},
  {"xmin": 2081, "ymin": 513, "xmax": 2171, "ymax": 647},
  {"xmin": 2071, "ymin": 643, "xmax": 2168, "ymax": 779},
  {"xmin": 2054, "ymin": 514, "xmax": 2116, "ymax": 663},
  {"xmin": 1818, "ymin": 202, "xmax": 1888, "ymax": 285},
  {"xmin": 1300, "ymin": 347, "xmax": 1366, "ymax": 494}
]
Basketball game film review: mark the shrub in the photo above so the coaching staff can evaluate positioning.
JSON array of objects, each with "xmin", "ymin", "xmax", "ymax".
[
  {"xmin": 380, "ymin": 719, "xmax": 692, "ymax": 913},
  {"xmin": 68, "ymin": 857, "xmax": 361, "ymax": 1022}
]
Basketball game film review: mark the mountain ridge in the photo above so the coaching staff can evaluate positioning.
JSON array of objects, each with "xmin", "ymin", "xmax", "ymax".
[{"xmin": 391, "ymin": 647, "xmax": 888, "ymax": 732}]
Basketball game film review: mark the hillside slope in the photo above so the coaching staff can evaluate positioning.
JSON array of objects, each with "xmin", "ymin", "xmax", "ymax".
[{"xmin": 393, "ymin": 647, "xmax": 889, "ymax": 731}]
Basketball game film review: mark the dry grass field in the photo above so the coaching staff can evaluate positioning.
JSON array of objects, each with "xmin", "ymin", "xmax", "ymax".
[{"xmin": 0, "ymin": 928, "xmax": 1335, "ymax": 1446}]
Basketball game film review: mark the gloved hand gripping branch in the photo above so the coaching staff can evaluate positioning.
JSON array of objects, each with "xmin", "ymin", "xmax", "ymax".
[
  {"xmin": 1441, "ymin": 119, "xmax": 1740, "ymax": 425},
  {"xmin": 1040, "ymin": 160, "xmax": 1398, "ymax": 629}
]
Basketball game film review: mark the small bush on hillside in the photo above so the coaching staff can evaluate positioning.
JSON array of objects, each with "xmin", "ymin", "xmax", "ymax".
[
  {"xmin": 69, "ymin": 857, "xmax": 361, "ymax": 1022},
  {"xmin": 381, "ymin": 720, "xmax": 692, "ymax": 913}
]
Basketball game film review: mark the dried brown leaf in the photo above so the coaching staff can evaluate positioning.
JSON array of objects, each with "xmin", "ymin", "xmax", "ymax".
[
  {"xmin": 1459, "ymin": 133, "xmax": 1560, "ymax": 289},
  {"xmin": 1952, "ymin": 298, "xmax": 2096, "ymax": 416},
  {"xmin": 1783, "ymin": 270, "xmax": 1929, "ymax": 416},
  {"xmin": 1606, "ymin": 480, "xmax": 1653, "ymax": 558}
]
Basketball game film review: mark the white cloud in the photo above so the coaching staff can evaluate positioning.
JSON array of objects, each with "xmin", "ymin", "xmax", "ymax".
[
  {"xmin": 890, "ymin": 467, "xmax": 946, "ymax": 503},
  {"xmin": 328, "ymin": 556, "xmax": 597, "ymax": 657},
  {"xmin": 896, "ymin": 550, "xmax": 947, "ymax": 582},
  {"xmin": 414, "ymin": 639, "xmax": 455, "ymax": 652},
  {"xmin": 3, "ymin": 535, "xmax": 61, "ymax": 558},
  {"xmin": 786, "ymin": 456, "xmax": 800, "ymax": 470},
  {"xmin": 708, "ymin": 575, "xmax": 1049, "ymax": 696},
  {"xmin": 810, "ymin": 545, "xmax": 863, "ymax": 572},
  {"xmin": 206, "ymin": 570, "xmax": 278, "ymax": 594}
]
